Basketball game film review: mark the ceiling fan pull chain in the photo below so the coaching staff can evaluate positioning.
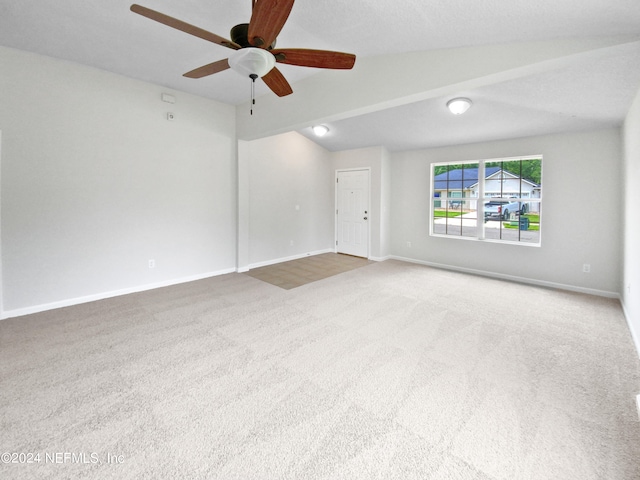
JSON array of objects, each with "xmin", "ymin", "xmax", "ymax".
[{"xmin": 250, "ymin": 73, "xmax": 258, "ymax": 115}]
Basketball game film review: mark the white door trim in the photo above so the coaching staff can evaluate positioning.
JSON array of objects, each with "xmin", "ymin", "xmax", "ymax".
[{"xmin": 335, "ymin": 168, "xmax": 371, "ymax": 258}]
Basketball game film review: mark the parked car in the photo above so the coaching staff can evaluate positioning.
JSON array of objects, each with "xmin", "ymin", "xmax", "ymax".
[{"xmin": 484, "ymin": 198, "xmax": 527, "ymax": 220}]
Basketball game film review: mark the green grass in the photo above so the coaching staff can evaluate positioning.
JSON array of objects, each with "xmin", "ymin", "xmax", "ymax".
[{"xmin": 433, "ymin": 210, "xmax": 464, "ymax": 218}]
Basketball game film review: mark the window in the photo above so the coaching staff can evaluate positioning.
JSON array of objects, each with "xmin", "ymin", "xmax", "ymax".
[{"xmin": 431, "ymin": 156, "xmax": 542, "ymax": 245}]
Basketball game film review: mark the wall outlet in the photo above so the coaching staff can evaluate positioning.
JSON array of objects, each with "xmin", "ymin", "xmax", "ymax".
[
  {"xmin": 636, "ymin": 394, "xmax": 640, "ymax": 421},
  {"xmin": 289, "ymin": 240, "xmax": 294, "ymax": 246},
  {"xmin": 582, "ymin": 264, "xmax": 590, "ymax": 273},
  {"xmin": 148, "ymin": 259, "xmax": 155, "ymax": 269},
  {"xmin": 406, "ymin": 241, "xmax": 412, "ymax": 248}
]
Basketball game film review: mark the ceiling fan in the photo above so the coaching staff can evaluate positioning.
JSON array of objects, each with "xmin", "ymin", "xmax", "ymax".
[{"xmin": 130, "ymin": 0, "xmax": 356, "ymax": 98}]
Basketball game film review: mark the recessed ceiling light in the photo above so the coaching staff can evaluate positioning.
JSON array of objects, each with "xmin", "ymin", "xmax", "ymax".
[
  {"xmin": 312, "ymin": 125, "xmax": 330, "ymax": 137},
  {"xmin": 447, "ymin": 98, "xmax": 472, "ymax": 115}
]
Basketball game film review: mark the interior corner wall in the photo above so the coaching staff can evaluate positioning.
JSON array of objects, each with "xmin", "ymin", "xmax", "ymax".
[
  {"xmin": 380, "ymin": 148, "xmax": 392, "ymax": 259},
  {"xmin": 332, "ymin": 146, "xmax": 390, "ymax": 261},
  {"xmin": 243, "ymin": 131, "xmax": 334, "ymax": 267},
  {"xmin": 236, "ymin": 139, "xmax": 251, "ymax": 271},
  {"xmin": 390, "ymin": 129, "xmax": 623, "ymax": 296},
  {"xmin": 0, "ymin": 47, "xmax": 237, "ymax": 316},
  {"xmin": 0, "ymin": 129, "xmax": 3, "ymax": 316},
  {"xmin": 622, "ymin": 85, "xmax": 640, "ymax": 356}
]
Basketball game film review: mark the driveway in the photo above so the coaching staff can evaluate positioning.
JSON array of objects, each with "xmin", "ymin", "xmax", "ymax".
[{"xmin": 433, "ymin": 212, "xmax": 540, "ymax": 243}]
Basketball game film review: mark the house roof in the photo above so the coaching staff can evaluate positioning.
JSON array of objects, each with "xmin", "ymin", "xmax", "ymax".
[
  {"xmin": 434, "ymin": 166, "xmax": 501, "ymax": 190},
  {"xmin": 485, "ymin": 169, "xmax": 540, "ymax": 188}
]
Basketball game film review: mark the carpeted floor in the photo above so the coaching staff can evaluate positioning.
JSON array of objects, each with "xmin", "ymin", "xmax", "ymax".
[{"xmin": 1, "ymin": 259, "xmax": 639, "ymax": 479}]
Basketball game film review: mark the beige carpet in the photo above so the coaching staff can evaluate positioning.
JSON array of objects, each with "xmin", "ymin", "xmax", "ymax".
[
  {"xmin": 1, "ymin": 260, "xmax": 639, "ymax": 479},
  {"xmin": 244, "ymin": 253, "xmax": 373, "ymax": 289}
]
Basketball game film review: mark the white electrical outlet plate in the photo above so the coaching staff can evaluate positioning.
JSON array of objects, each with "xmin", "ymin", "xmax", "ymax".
[
  {"xmin": 636, "ymin": 394, "xmax": 640, "ymax": 421},
  {"xmin": 148, "ymin": 259, "xmax": 155, "ymax": 269}
]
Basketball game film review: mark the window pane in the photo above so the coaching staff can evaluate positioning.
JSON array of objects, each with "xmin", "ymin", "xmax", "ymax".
[
  {"xmin": 482, "ymin": 159, "xmax": 541, "ymax": 244},
  {"xmin": 432, "ymin": 157, "xmax": 541, "ymax": 245},
  {"xmin": 432, "ymin": 162, "xmax": 478, "ymax": 237}
]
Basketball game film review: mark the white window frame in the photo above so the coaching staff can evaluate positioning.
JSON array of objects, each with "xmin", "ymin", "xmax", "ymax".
[{"xmin": 430, "ymin": 155, "xmax": 542, "ymax": 246}]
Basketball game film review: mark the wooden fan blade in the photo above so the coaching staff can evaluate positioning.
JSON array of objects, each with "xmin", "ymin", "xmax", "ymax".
[
  {"xmin": 183, "ymin": 59, "xmax": 230, "ymax": 78},
  {"xmin": 262, "ymin": 67, "xmax": 293, "ymax": 97},
  {"xmin": 272, "ymin": 49, "xmax": 356, "ymax": 69},
  {"xmin": 130, "ymin": 4, "xmax": 241, "ymax": 50},
  {"xmin": 247, "ymin": 0, "xmax": 295, "ymax": 48}
]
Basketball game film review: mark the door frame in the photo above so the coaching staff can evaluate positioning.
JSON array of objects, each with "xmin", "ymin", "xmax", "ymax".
[{"xmin": 335, "ymin": 167, "xmax": 371, "ymax": 259}]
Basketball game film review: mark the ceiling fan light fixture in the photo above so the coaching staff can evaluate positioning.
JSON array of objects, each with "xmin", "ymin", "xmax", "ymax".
[
  {"xmin": 312, "ymin": 125, "xmax": 329, "ymax": 137},
  {"xmin": 447, "ymin": 98, "xmax": 472, "ymax": 115},
  {"xmin": 228, "ymin": 47, "xmax": 276, "ymax": 78}
]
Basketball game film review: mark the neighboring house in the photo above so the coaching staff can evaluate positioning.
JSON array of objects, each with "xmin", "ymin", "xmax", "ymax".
[{"xmin": 433, "ymin": 167, "xmax": 541, "ymax": 212}]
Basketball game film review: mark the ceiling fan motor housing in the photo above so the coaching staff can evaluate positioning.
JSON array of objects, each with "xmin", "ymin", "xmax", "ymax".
[{"xmin": 231, "ymin": 23, "xmax": 276, "ymax": 50}]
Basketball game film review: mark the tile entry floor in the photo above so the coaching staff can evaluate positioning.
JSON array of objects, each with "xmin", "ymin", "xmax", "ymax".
[{"xmin": 243, "ymin": 253, "xmax": 373, "ymax": 289}]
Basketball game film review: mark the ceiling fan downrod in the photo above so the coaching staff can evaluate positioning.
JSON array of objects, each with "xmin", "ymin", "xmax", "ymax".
[{"xmin": 250, "ymin": 73, "xmax": 258, "ymax": 115}]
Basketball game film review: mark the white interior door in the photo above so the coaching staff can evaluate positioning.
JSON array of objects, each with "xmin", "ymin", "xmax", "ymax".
[{"xmin": 336, "ymin": 169, "xmax": 369, "ymax": 258}]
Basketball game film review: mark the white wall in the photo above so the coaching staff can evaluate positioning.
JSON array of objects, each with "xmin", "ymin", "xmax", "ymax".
[
  {"xmin": 241, "ymin": 132, "xmax": 334, "ymax": 267},
  {"xmin": 332, "ymin": 146, "xmax": 391, "ymax": 260},
  {"xmin": 0, "ymin": 130, "xmax": 3, "ymax": 316},
  {"xmin": 239, "ymin": 140, "xmax": 390, "ymax": 268},
  {"xmin": 0, "ymin": 47, "xmax": 237, "ymax": 315},
  {"xmin": 390, "ymin": 129, "xmax": 623, "ymax": 296},
  {"xmin": 622, "ymin": 86, "xmax": 640, "ymax": 355}
]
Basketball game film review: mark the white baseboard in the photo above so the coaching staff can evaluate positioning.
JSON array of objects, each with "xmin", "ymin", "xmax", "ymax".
[
  {"xmin": 389, "ymin": 255, "xmax": 620, "ymax": 299},
  {"xmin": 370, "ymin": 255, "xmax": 391, "ymax": 262},
  {"xmin": 0, "ymin": 268, "xmax": 236, "ymax": 320},
  {"xmin": 245, "ymin": 249, "xmax": 334, "ymax": 271}
]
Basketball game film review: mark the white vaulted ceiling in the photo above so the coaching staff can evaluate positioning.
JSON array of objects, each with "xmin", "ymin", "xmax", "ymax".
[{"xmin": 1, "ymin": 0, "xmax": 639, "ymax": 151}]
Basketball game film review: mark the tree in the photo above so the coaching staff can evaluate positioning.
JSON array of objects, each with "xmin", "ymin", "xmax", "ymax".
[
  {"xmin": 434, "ymin": 164, "xmax": 465, "ymax": 176},
  {"xmin": 486, "ymin": 159, "xmax": 542, "ymax": 185},
  {"xmin": 435, "ymin": 159, "xmax": 542, "ymax": 184}
]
